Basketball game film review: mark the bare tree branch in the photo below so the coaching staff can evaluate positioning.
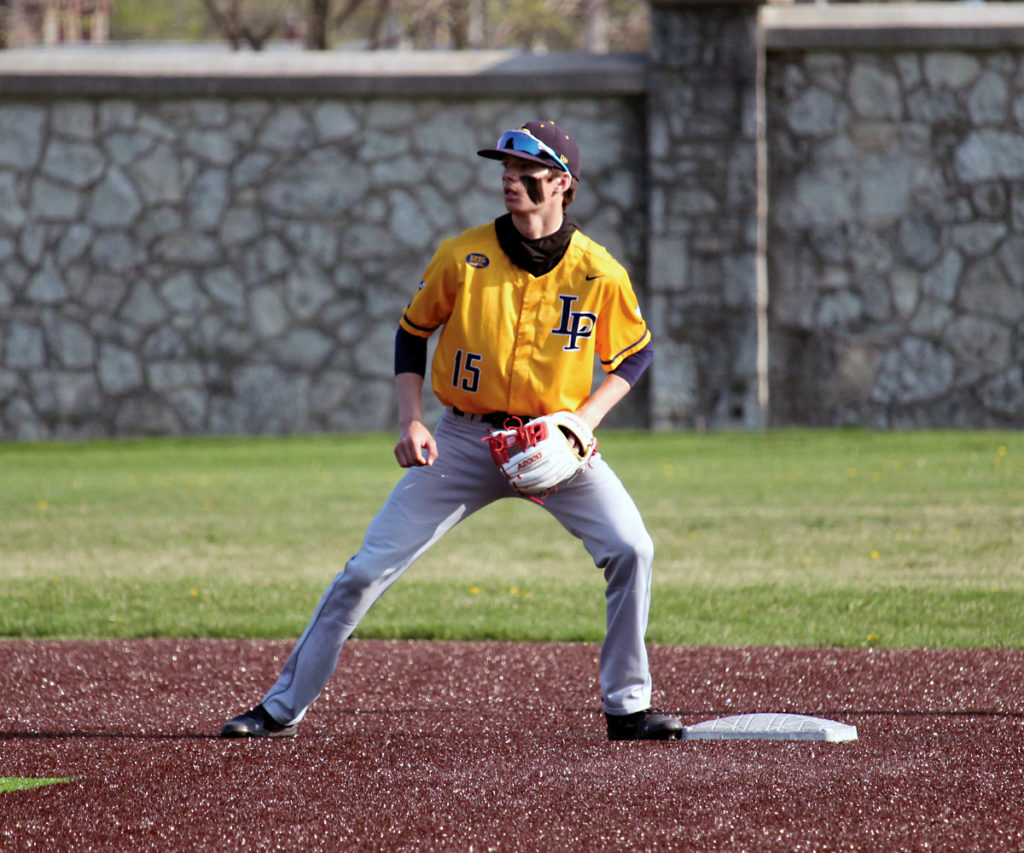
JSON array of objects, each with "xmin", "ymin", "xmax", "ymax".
[
  {"xmin": 201, "ymin": 0, "xmax": 295, "ymax": 51},
  {"xmin": 368, "ymin": 0, "xmax": 394, "ymax": 49},
  {"xmin": 200, "ymin": 0, "xmax": 243, "ymax": 49},
  {"xmin": 306, "ymin": 0, "xmax": 369, "ymax": 50},
  {"xmin": 331, "ymin": 0, "xmax": 370, "ymax": 32}
]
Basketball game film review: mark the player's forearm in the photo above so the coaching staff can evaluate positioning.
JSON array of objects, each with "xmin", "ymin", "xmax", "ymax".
[
  {"xmin": 395, "ymin": 372, "xmax": 427, "ymax": 428},
  {"xmin": 575, "ymin": 374, "xmax": 631, "ymax": 429},
  {"xmin": 394, "ymin": 372, "xmax": 438, "ymax": 466}
]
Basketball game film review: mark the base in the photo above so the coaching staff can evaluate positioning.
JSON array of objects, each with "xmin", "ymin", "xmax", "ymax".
[{"xmin": 681, "ymin": 713, "xmax": 858, "ymax": 742}]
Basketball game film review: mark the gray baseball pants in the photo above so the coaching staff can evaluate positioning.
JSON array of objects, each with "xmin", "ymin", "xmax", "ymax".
[{"xmin": 261, "ymin": 409, "xmax": 655, "ymax": 725}]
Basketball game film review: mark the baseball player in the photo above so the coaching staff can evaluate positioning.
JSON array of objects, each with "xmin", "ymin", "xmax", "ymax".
[{"xmin": 222, "ymin": 121, "xmax": 682, "ymax": 741}]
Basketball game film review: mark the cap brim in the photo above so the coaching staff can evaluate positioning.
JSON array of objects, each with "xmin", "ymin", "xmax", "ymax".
[{"xmin": 477, "ymin": 148, "xmax": 570, "ymax": 174}]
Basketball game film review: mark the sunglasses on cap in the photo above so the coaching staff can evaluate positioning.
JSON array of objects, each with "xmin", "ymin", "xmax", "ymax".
[{"xmin": 496, "ymin": 130, "xmax": 572, "ymax": 174}]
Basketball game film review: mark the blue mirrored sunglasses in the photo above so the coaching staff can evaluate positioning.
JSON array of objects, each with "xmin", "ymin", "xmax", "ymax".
[{"xmin": 496, "ymin": 130, "xmax": 571, "ymax": 174}]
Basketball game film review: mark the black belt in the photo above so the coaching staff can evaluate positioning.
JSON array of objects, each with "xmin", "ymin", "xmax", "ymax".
[{"xmin": 451, "ymin": 407, "xmax": 532, "ymax": 427}]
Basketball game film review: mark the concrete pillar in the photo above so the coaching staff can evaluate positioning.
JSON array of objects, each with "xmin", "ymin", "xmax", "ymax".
[{"xmin": 647, "ymin": 0, "xmax": 767, "ymax": 430}]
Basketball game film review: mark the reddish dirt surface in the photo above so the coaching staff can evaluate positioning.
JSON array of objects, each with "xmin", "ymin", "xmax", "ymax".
[{"xmin": 2, "ymin": 639, "xmax": 1024, "ymax": 851}]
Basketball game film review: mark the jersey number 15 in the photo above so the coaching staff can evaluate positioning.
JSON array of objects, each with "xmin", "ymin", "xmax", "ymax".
[{"xmin": 451, "ymin": 349, "xmax": 482, "ymax": 393}]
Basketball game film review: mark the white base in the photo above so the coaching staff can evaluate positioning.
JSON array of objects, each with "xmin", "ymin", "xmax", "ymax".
[{"xmin": 681, "ymin": 713, "xmax": 858, "ymax": 742}]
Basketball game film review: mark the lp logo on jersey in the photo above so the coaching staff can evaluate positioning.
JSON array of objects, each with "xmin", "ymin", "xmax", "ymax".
[{"xmin": 552, "ymin": 294, "xmax": 597, "ymax": 351}]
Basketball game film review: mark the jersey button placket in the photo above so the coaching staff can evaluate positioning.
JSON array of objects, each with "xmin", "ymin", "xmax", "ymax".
[{"xmin": 507, "ymin": 272, "xmax": 539, "ymax": 413}]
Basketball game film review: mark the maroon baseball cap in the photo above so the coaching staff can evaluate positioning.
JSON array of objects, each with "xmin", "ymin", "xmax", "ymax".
[{"xmin": 477, "ymin": 121, "xmax": 580, "ymax": 179}]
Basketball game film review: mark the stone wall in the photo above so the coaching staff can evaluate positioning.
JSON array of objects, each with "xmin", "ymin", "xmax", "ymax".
[
  {"xmin": 764, "ymin": 4, "xmax": 1024, "ymax": 427},
  {"xmin": 0, "ymin": 52, "xmax": 647, "ymax": 439}
]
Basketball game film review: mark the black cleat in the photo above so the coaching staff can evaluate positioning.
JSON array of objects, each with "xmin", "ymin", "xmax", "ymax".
[
  {"xmin": 606, "ymin": 708, "xmax": 684, "ymax": 741},
  {"xmin": 220, "ymin": 704, "xmax": 298, "ymax": 738}
]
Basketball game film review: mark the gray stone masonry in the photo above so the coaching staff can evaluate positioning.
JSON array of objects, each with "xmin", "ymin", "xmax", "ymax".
[
  {"xmin": 0, "ymin": 52, "xmax": 646, "ymax": 438},
  {"xmin": 648, "ymin": 0, "xmax": 766, "ymax": 430},
  {"xmin": 765, "ymin": 3, "xmax": 1024, "ymax": 427}
]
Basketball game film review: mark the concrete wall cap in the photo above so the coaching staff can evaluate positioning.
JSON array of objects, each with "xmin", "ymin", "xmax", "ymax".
[
  {"xmin": 764, "ymin": 2, "xmax": 1024, "ymax": 50},
  {"xmin": 0, "ymin": 47, "xmax": 648, "ymax": 97}
]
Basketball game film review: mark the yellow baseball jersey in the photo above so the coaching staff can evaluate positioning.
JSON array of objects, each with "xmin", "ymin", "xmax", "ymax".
[{"xmin": 399, "ymin": 222, "xmax": 651, "ymax": 416}]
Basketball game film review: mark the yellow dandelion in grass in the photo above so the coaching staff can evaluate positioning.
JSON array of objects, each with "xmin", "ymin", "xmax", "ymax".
[
  {"xmin": 847, "ymin": 468, "xmax": 858, "ymax": 479},
  {"xmin": 38, "ymin": 500, "xmax": 49, "ymax": 511},
  {"xmin": 469, "ymin": 586, "xmax": 480, "ymax": 595},
  {"xmin": 509, "ymin": 587, "xmax": 518, "ymax": 595},
  {"xmin": 998, "ymin": 446, "xmax": 1008, "ymax": 457},
  {"xmin": 866, "ymin": 634, "xmax": 880, "ymax": 646},
  {"xmin": 662, "ymin": 464, "xmax": 674, "ymax": 476},
  {"xmin": 189, "ymin": 588, "xmax": 199, "ymax": 597},
  {"xmin": 870, "ymin": 550, "xmax": 880, "ymax": 560}
]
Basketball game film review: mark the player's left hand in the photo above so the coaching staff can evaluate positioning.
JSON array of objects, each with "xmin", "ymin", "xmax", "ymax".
[{"xmin": 484, "ymin": 411, "xmax": 597, "ymax": 498}]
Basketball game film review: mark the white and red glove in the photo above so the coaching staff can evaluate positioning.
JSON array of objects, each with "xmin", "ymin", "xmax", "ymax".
[{"xmin": 484, "ymin": 411, "xmax": 597, "ymax": 498}]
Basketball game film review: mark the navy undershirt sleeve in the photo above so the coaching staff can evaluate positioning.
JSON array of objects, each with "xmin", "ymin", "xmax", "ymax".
[
  {"xmin": 610, "ymin": 343, "xmax": 653, "ymax": 387},
  {"xmin": 394, "ymin": 326, "xmax": 427, "ymax": 376}
]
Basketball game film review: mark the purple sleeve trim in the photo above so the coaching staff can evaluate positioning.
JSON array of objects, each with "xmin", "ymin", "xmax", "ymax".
[{"xmin": 610, "ymin": 344, "xmax": 653, "ymax": 387}]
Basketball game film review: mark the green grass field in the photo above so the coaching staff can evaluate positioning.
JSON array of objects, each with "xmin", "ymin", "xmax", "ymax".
[
  {"xmin": 2, "ymin": 430, "xmax": 1022, "ymax": 647},
  {"xmin": 0, "ymin": 777, "xmax": 74, "ymax": 793}
]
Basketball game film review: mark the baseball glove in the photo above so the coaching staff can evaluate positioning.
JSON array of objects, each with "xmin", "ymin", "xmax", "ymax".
[{"xmin": 484, "ymin": 411, "xmax": 597, "ymax": 498}]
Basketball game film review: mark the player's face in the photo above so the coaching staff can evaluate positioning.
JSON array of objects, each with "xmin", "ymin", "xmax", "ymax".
[{"xmin": 501, "ymin": 156, "xmax": 568, "ymax": 215}]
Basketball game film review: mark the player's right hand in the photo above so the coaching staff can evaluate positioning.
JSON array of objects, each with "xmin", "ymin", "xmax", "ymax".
[{"xmin": 394, "ymin": 421, "xmax": 438, "ymax": 467}]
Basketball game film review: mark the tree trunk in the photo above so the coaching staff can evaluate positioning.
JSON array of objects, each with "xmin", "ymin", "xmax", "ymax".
[
  {"xmin": 306, "ymin": 0, "xmax": 330, "ymax": 49},
  {"xmin": 448, "ymin": 0, "xmax": 470, "ymax": 49}
]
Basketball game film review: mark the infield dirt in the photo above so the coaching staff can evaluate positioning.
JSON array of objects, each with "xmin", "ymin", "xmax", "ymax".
[{"xmin": 2, "ymin": 639, "xmax": 1023, "ymax": 851}]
